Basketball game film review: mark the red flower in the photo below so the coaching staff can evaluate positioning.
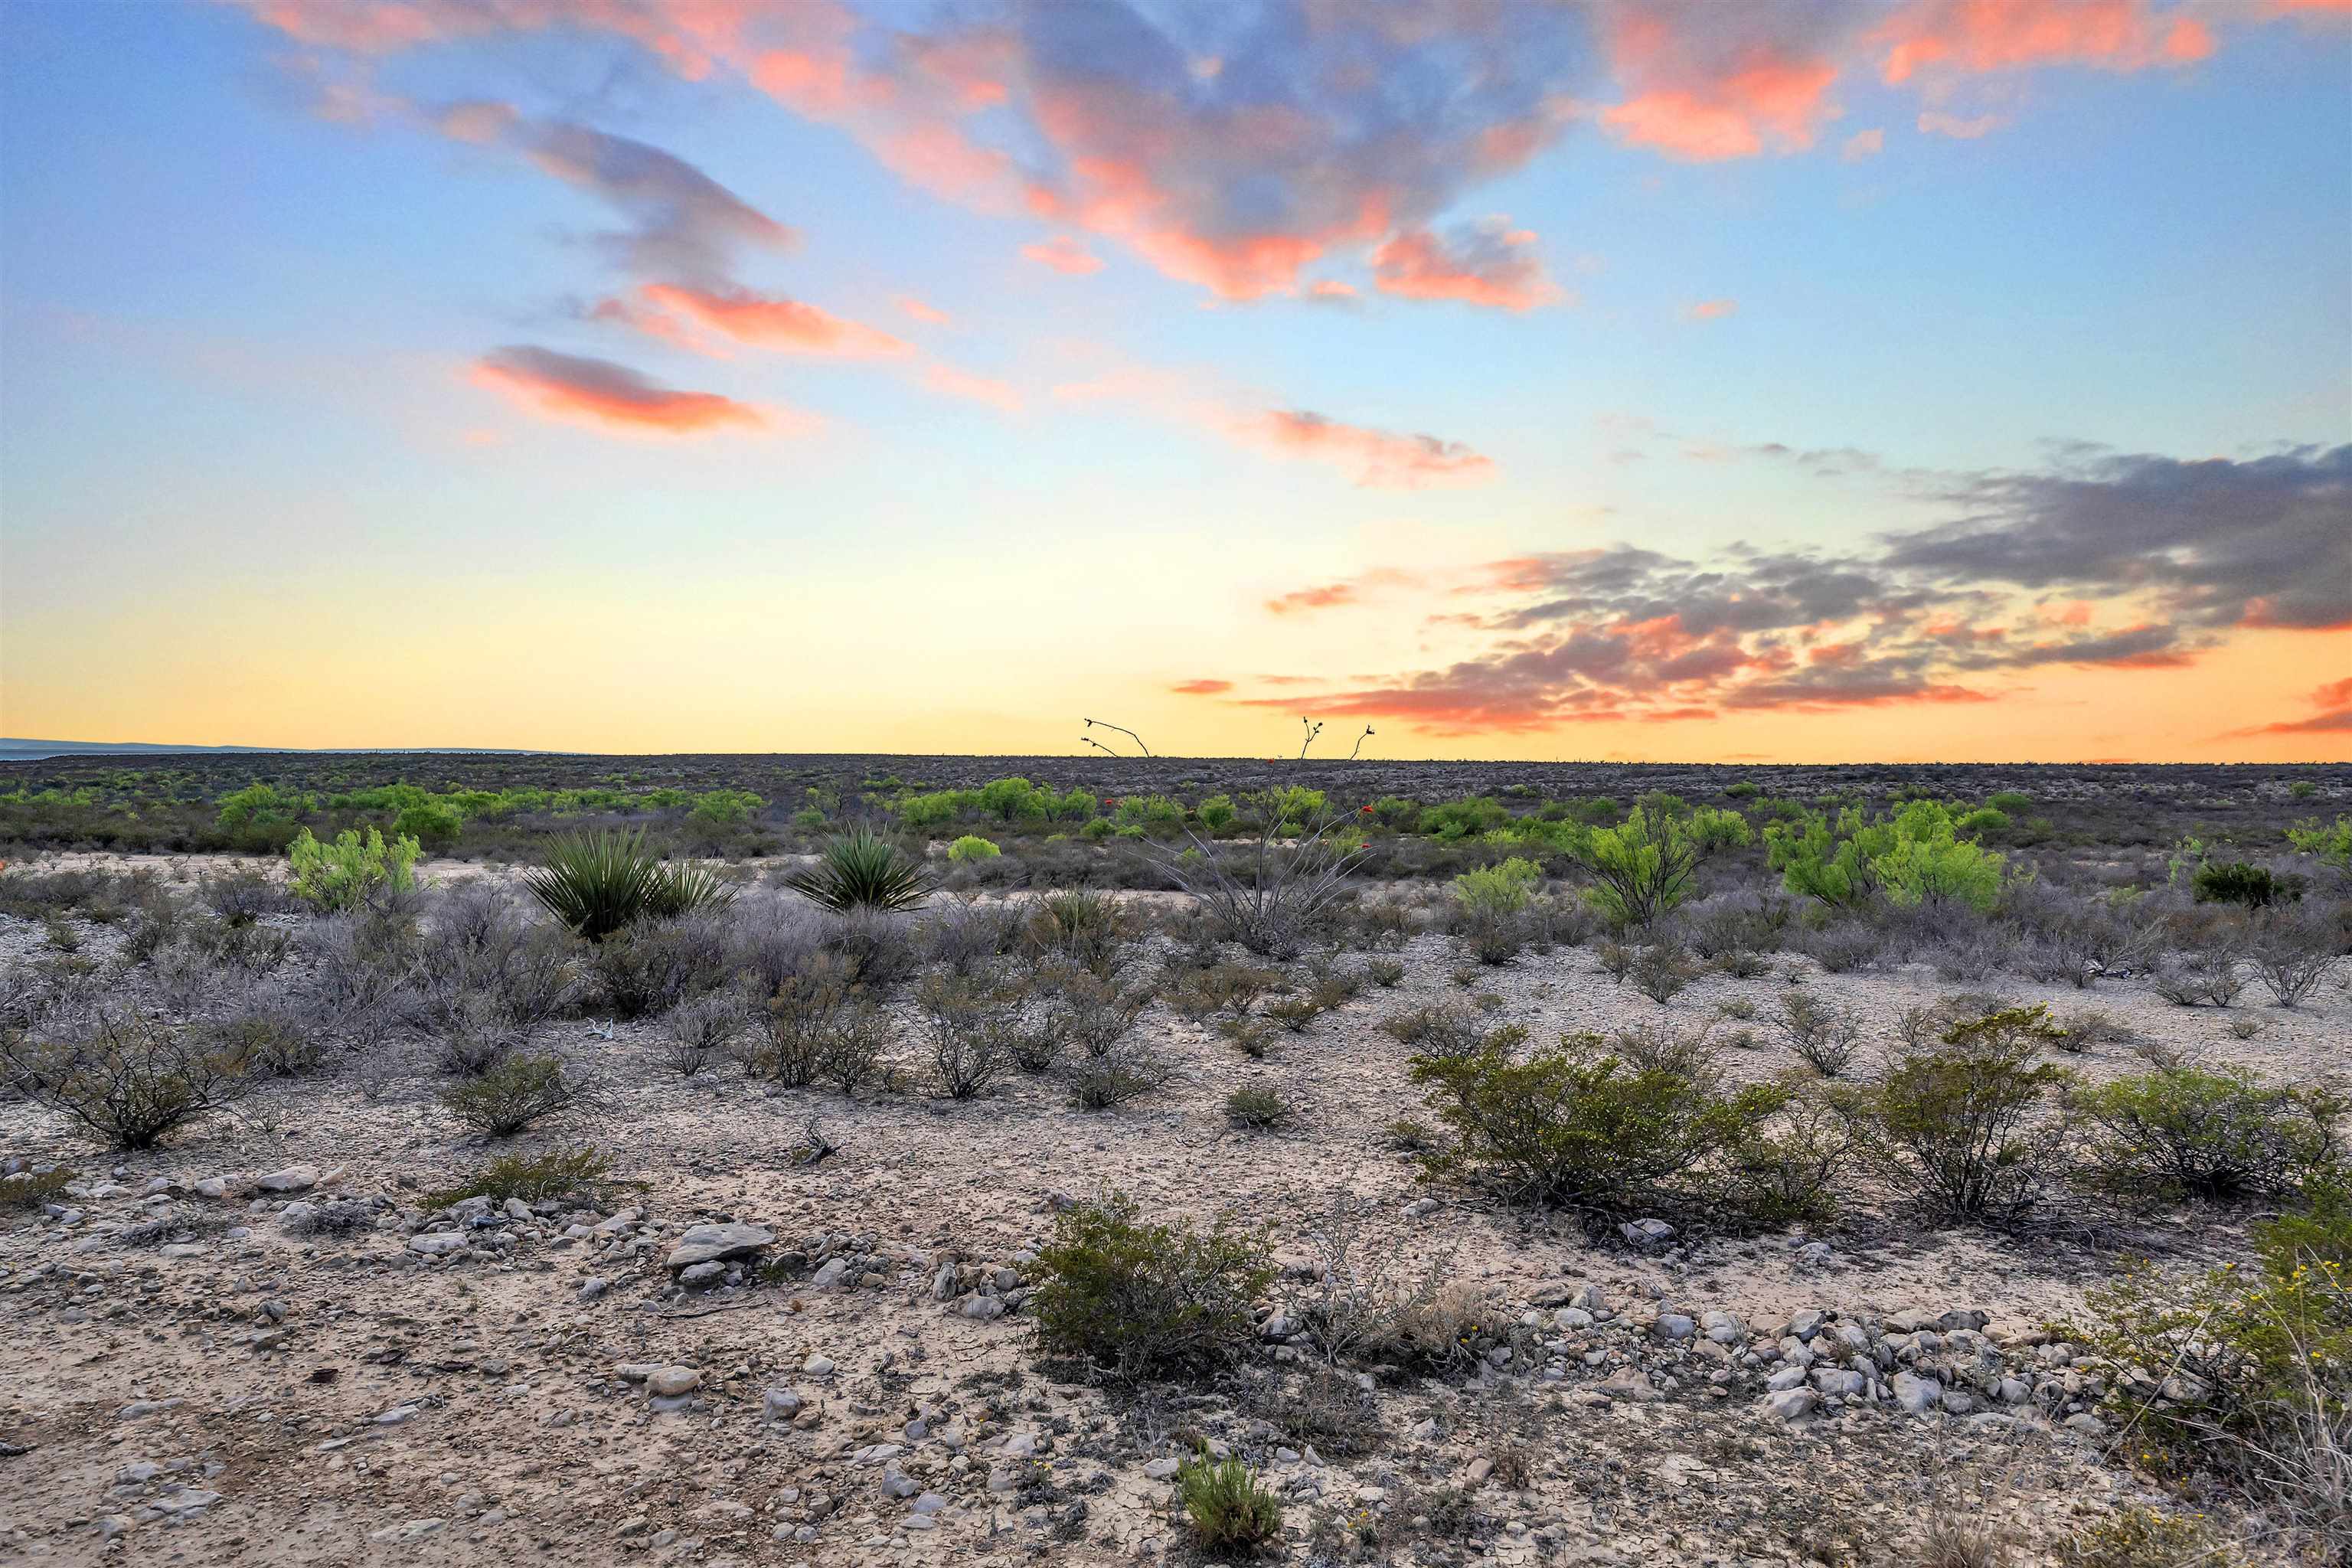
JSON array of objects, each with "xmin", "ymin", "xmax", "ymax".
[{"xmin": 1358, "ymin": 804, "xmax": 1374, "ymax": 815}]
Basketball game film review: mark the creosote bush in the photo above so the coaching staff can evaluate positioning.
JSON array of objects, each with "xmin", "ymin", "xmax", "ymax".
[
  {"xmin": 425, "ymin": 1145, "xmax": 615, "ymax": 1209},
  {"xmin": 2071, "ymin": 1067, "xmax": 2344, "ymax": 1201},
  {"xmin": 438, "ymin": 1054, "xmax": 580, "ymax": 1137},
  {"xmin": 5, "ymin": 1014, "xmax": 247, "ymax": 1149},
  {"xmin": 1834, "ymin": 1008, "xmax": 2069, "ymax": 1222},
  {"xmin": 1225, "ymin": 1084, "xmax": 1294, "ymax": 1129},
  {"xmin": 1407, "ymin": 1033, "xmax": 1791, "ymax": 1217},
  {"xmin": 1031, "ymin": 1188, "xmax": 1275, "ymax": 1380}
]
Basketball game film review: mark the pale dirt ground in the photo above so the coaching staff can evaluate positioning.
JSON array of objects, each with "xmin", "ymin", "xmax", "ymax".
[{"xmin": 2, "ymin": 852, "xmax": 2345, "ymax": 1568}]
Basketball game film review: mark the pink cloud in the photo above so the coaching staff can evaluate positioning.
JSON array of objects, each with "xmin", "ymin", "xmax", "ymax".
[
  {"xmin": 469, "ymin": 345, "xmax": 785, "ymax": 437},
  {"xmin": 633, "ymin": 283, "xmax": 910, "ymax": 358},
  {"xmin": 1370, "ymin": 220, "xmax": 1564, "ymax": 311},
  {"xmin": 1021, "ymin": 236, "xmax": 1103, "ymax": 276},
  {"xmin": 1875, "ymin": 0, "xmax": 2216, "ymax": 85},
  {"xmin": 895, "ymin": 294, "xmax": 951, "ymax": 325},
  {"xmin": 1841, "ymin": 126, "xmax": 1886, "ymax": 160},
  {"xmin": 1684, "ymin": 298, "xmax": 1739, "ymax": 321},
  {"xmin": 1244, "ymin": 410, "xmax": 1495, "ymax": 490}
]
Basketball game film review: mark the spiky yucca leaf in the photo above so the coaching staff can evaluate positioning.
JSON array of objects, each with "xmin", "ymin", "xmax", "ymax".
[
  {"xmin": 789, "ymin": 828, "xmax": 934, "ymax": 914},
  {"xmin": 525, "ymin": 828, "xmax": 733, "ymax": 941}
]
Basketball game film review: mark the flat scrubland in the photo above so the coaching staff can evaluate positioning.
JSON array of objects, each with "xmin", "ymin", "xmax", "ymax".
[{"xmin": 1, "ymin": 756, "xmax": 2347, "ymax": 1568}]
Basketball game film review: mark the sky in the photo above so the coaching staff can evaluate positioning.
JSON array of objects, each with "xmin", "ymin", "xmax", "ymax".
[{"xmin": 1, "ymin": 0, "xmax": 2347, "ymax": 763}]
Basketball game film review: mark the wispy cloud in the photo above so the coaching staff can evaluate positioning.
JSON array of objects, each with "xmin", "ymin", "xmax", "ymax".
[{"xmin": 469, "ymin": 345, "xmax": 786, "ymax": 436}]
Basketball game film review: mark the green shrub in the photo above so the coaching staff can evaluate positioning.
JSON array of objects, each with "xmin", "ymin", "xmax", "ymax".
[
  {"xmin": 1765, "ymin": 800, "xmax": 2006, "ymax": 914},
  {"xmin": 425, "ymin": 1145, "xmax": 615, "ymax": 1208},
  {"xmin": 946, "ymin": 834, "xmax": 1001, "ymax": 863},
  {"xmin": 1408, "ymin": 1035, "xmax": 1789, "ymax": 1213},
  {"xmin": 1197, "ymin": 794, "xmax": 1236, "ymax": 831},
  {"xmin": 1984, "ymin": 790, "xmax": 2033, "ymax": 813},
  {"xmin": 1451, "ymin": 858, "xmax": 1540, "ymax": 917},
  {"xmin": 1834, "ymin": 1009, "xmax": 2068, "ymax": 1220},
  {"xmin": 216, "ymin": 782, "xmax": 311, "ymax": 829},
  {"xmin": 1174, "ymin": 1449, "xmax": 1283, "ymax": 1557},
  {"xmin": 1955, "ymin": 806, "xmax": 2010, "ymax": 835},
  {"xmin": 2073, "ymin": 1181, "xmax": 2349, "ymax": 1541},
  {"xmin": 1031, "ymin": 1189, "xmax": 1274, "ymax": 1379},
  {"xmin": 522, "ymin": 828, "xmax": 733, "ymax": 941},
  {"xmin": 1724, "ymin": 780, "xmax": 1760, "ymax": 799},
  {"xmin": 2070, "ymin": 1067, "xmax": 2344, "ymax": 1200},
  {"xmin": 896, "ymin": 789, "xmax": 972, "ymax": 828},
  {"xmin": 2194, "ymin": 861, "xmax": 2290, "ymax": 909},
  {"xmin": 438, "ymin": 1054, "xmax": 580, "ymax": 1136},
  {"xmin": 1225, "ymin": 1085, "xmax": 1294, "ymax": 1129},
  {"xmin": 790, "ymin": 829, "xmax": 933, "ymax": 913},
  {"xmin": 2286, "ymin": 815, "xmax": 2351, "ymax": 869},
  {"xmin": 1419, "ymin": 797, "xmax": 1511, "ymax": 840},
  {"xmin": 1381, "ymin": 1004, "xmax": 1526, "ymax": 1060},
  {"xmin": 1567, "ymin": 800, "xmax": 1750, "ymax": 928},
  {"xmin": 688, "ymin": 788, "xmax": 763, "ymax": 825},
  {"xmin": 0, "ymin": 1165, "xmax": 74, "ymax": 1210},
  {"xmin": 5, "ymin": 1015, "xmax": 247, "ymax": 1149},
  {"xmin": 977, "ymin": 776, "xmax": 1047, "ymax": 822},
  {"xmin": 288, "ymin": 825, "xmax": 421, "ymax": 911},
  {"xmin": 391, "ymin": 801, "xmax": 463, "ymax": 848}
]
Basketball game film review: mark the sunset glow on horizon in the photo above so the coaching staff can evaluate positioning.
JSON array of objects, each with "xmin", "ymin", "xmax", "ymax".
[{"xmin": 2, "ymin": 0, "xmax": 2346, "ymax": 763}]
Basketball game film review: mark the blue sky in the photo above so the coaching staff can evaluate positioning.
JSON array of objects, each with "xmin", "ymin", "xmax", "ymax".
[{"xmin": 2, "ymin": 0, "xmax": 2346, "ymax": 760}]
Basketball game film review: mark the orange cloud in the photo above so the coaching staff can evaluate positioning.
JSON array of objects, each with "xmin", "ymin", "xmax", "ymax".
[
  {"xmin": 469, "ymin": 345, "xmax": 782, "ymax": 437},
  {"xmin": 1370, "ymin": 221, "xmax": 1563, "ymax": 311},
  {"xmin": 1684, "ymin": 298, "xmax": 1739, "ymax": 320},
  {"xmin": 1021, "ymin": 236, "xmax": 1102, "ymax": 275},
  {"xmin": 1170, "ymin": 679, "xmax": 1233, "ymax": 695},
  {"xmin": 896, "ymin": 294, "xmax": 950, "ymax": 325},
  {"xmin": 922, "ymin": 361, "xmax": 1021, "ymax": 414},
  {"xmin": 1246, "ymin": 410, "xmax": 1495, "ymax": 489},
  {"xmin": 1598, "ymin": 8, "xmax": 1844, "ymax": 162},
  {"xmin": 1876, "ymin": 0, "xmax": 2215, "ymax": 84},
  {"xmin": 635, "ymin": 283, "xmax": 910, "ymax": 358}
]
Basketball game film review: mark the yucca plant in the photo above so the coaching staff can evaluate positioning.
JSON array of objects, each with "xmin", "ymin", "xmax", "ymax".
[
  {"xmin": 524, "ymin": 828, "xmax": 734, "ymax": 942},
  {"xmin": 789, "ymin": 828, "xmax": 934, "ymax": 913}
]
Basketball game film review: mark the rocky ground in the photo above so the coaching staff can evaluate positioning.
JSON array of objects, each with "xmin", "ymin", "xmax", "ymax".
[{"xmin": 1, "ymin": 861, "xmax": 2343, "ymax": 1567}]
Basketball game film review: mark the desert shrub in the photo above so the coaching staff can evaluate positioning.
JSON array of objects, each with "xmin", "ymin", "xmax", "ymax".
[
  {"xmin": 0, "ymin": 1165, "xmax": 75, "ymax": 1211},
  {"xmin": 2070, "ymin": 1067, "xmax": 2345, "ymax": 1201},
  {"xmin": 425, "ymin": 1145, "xmax": 614, "ymax": 1208},
  {"xmin": 1408, "ymin": 1034, "xmax": 1789, "ymax": 1215},
  {"xmin": 1217, "ymin": 1016, "xmax": 1279, "ymax": 1058},
  {"xmin": 525, "ymin": 828, "xmax": 734, "ymax": 941},
  {"xmin": 1726, "ymin": 1089, "xmax": 1851, "ymax": 1226},
  {"xmin": 2153, "ymin": 931, "xmax": 2250, "ymax": 1008},
  {"xmin": 1196, "ymin": 794, "xmax": 1236, "ymax": 831},
  {"xmin": 1599, "ymin": 1020, "xmax": 1717, "ymax": 1078},
  {"xmin": 1451, "ymin": 858, "xmax": 1540, "ymax": 918},
  {"xmin": 916, "ymin": 969, "xmax": 1021, "ymax": 1099},
  {"xmin": 755, "ymin": 952, "xmax": 880, "ymax": 1088},
  {"xmin": 688, "ymin": 788, "xmax": 763, "ymax": 826},
  {"xmin": 1778, "ymin": 992, "xmax": 1864, "ymax": 1077},
  {"xmin": 1263, "ymin": 995, "xmax": 1325, "ymax": 1032},
  {"xmin": 2286, "ymin": 815, "xmax": 2352, "ymax": 871},
  {"xmin": 1630, "ymin": 941, "xmax": 1700, "ymax": 1004},
  {"xmin": 1766, "ymin": 800, "xmax": 2006, "ymax": 914},
  {"xmin": 1595, "ymin": 939, "xmax": 1637, "ymax": 984},
  {"xmin": 1795, "ymin": 921, "xmax": 1882, "ymax": 974},
  {"xmin": 819, "ymin": 907, "xmax": 918, "ymax": 985},
  {"xmin": 1226, "ymin": 1085, "xmax": 1294, "ymax": 1129},
  {"xmin": 789, "ymin": 828, "xmax": 934, "ymax": 914},
  {"xmin": 1035, "ymin": 963, "xmax": 1152, "ymax": 1054},
  {"xmin": 1566, "ymin": 800, "xmax": 1750, "ymax": 929},
  {"xmin": 5, "ymin": 1014, "xmax": 247, "ymax": 1149},
  {"xmin": 437, "ymin": 1053, "xmax": 580, "ymax": 1136},
  {"xmin": 2251, "ymin": 910, "xmax": 2341, "ymax": 1007},
  {"xmin": 404, "ymin": 889, "xmax": 583, "ymax": 1047},
  {"xmin": 1064, "ymin": 1038, "xmax": 1170, "ymax": 1109},
  {"xmin": 589, "ymin": 914, "xmax": 733, "ymax": 1019},
  {"xmin": 1025, "ymin": 888, "xmax": 1132, "ymax": 971},
  {"xmin": 1164, "ymin": 962, "xmax": 1279, "ymax": 1021},
  {"xmin": 2050, "ymin": 1007, "xmax": 2135, "ymax": 1054},
  {"xmin": 215, "ymin": 780, "xmax": 310, "ymax": 830},
  {"xmin": 2194, "ymin": 861, "xmax": 2290, "ymax": 909},
  {"xmin": 1834, "ymin": 1010, "xmax": 2069, "ymax": 1221},
  {"xmin": 1381, "ymin": 1004, "xmax": 1525, "ymax": 1061},
  {"xmin": 201, "ymin": 868, "xmax": 292, "ymax": 924},
  {"xmin": 946, "ymin": 835, "xmax": 1001, "ymax": 864},
  {"xmin": 288, "ymin": 825, "xmax": 421, "ymax": 912},
  {"xmin": 1031, "ymin": 1189, "xmax": 1275, "ymax": 1379},
  {"xmin": 660, "ymin": 995, "xmax": 746, "ymax": 1077},
  {"xmin": 916, "ymin": 898, "xmax": 1023, "ymax": 973},
  {"xmin": 207, "ymin": 1005, "xmax": 325, "ymax": 1079},
  {"xmin": 1175, "ymin": 1449, "xmax": 1283, "ymax": 1557},
  {"xmin": 2058, "ymin": 1508, "xmax": 2246, "ymax": 1568},
  {"xmin": 1139, "ymin": 792, "xmax": 1367, "ymax": 959},
  {"xmin": 2073, "ymin": 1188, "xmax": 2350, "ymax": 1557},
  {"xmin": 1367, "ymin": 957, "xmax": 1405, "ymax": 987}
]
